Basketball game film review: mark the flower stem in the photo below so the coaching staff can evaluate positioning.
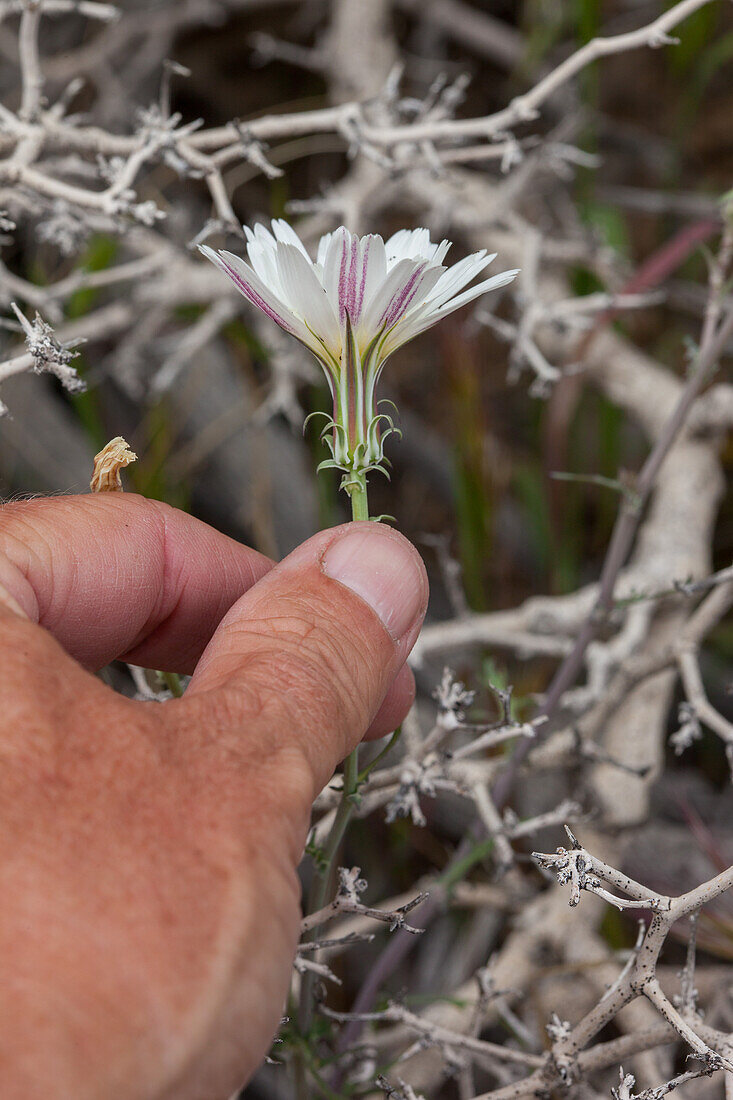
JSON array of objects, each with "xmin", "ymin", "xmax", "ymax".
[
  {"xmin": 345, "ymin": 470, "xmax": 370, "ymax": 521},
  {"xmin": 161, "ymin": 671, "xmax": 184, "ymax": 697},
  {"xmin": 294, "ymin": 474, "xmax": 370, "ymax": 1098}
]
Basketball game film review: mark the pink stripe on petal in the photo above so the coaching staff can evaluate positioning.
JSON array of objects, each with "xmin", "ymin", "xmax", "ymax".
[
  {"xmin": 217, "ymin": 255, "xmax": 296, "ymax": 334},
  {"xmin": 339, "ymin": 235, "xmax": 359, "ymax": 322},
  {"xmin": 352, "ymin": 237, "xmax": 370, "ymax": 324},
  {"xmin": 381, "ymin": 264, "xmax": 427, "ymax": 328},
  {"xmin": 334, "ymin": 231, "xmax": 348, "ymax": 322}
]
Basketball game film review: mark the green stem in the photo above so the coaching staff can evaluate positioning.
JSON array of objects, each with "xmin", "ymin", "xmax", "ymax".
[
  {"xmin": 439, "ymin": 836, "xmax": 495, "ymax": 892},
  {"xmin": 358, "ymin": 725, "xmax": 401, "ymax": 784},
  {"xmin": 294, "ymin": 472, "xmax": 370, "ymax": 1099},
  {"xmin": 346, "ymin": 470, "xmax": 370, "ymax": 521},
  {"xmin": 295, "ymin": 1038, "xmax": 344, "ymax": 1100},
  {"xmin": 161, "ymin": 671, "xmax": 184, "ymax": 697}
]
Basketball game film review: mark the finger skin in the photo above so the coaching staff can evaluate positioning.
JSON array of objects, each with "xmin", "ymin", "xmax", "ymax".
[
  {"xmin": 365, "ymin": 662, "xmax": 415, "ymax": 740},
  {"xmin": 0, "ymin": 494, "xmax": 272, "ymax": 672},
  {"xmin": 0, "ymin": 611, "xmax": 302, "ymax": 1100},
  {"xmin": 186, "ymin": 521, "xmax": 428, "ymax": 793},
  {"xmin": 0, "ymin": 517, "xmax": 428, "ymax": 1100}
]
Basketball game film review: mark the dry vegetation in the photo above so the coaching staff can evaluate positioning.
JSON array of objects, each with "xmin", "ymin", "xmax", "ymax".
[{"xmin": 1, "ymin": 1, "xmax": 733, "ymax": 1098}]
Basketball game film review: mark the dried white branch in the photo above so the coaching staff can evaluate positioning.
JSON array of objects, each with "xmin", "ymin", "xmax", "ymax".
[
  {"xmin": 300, "ymin": 868, "xmax": 428, "ymax": 936},
  {"xmin": 1, "ymin": 301, "xmax": 85, "ymax": 396},
  {"xmin": 674, "ymin": 576, "xmax": 733, "ymax": 775},
  {"xmin": 323, "ymin": 1002, "xmax": 545, "ymax": 1071},
  {"xmin": 0, "ymin": 0, "xmax": 718, "ymax": 216}
]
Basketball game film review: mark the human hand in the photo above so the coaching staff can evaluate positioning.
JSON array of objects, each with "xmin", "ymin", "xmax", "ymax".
[{"xmin": 0, "ymin": 494, "xmax": 428, "ymax": 1099}]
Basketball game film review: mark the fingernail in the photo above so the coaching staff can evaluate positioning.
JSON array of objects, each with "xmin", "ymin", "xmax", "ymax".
[{"xmin": 322, "ymin": 525, "xmax": 427, "ymax": 640}]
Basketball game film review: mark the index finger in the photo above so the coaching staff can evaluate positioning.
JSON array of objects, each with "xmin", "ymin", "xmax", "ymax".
[{"xmin": 0, "ymin": 494, "xmax": 272, "ymax": 672}]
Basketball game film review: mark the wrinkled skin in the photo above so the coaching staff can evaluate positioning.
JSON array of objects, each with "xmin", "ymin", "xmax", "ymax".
[{"xmin": 0, "ymin": 495, "xmax": 427, "ymax": 1099}]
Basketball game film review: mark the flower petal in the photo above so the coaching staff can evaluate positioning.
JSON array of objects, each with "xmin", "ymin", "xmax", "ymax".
[
  {"xmin": 245, "ymin": 222, "xmax": 278, "ymax": 251},
  {"xmin": 383, "ymin": 267, "xmax": 519, "ymax": 355},
  {"xmin": 200, "ymin": 245, "xmax": 315, "ymax": 349},
  {"xmin": 275, "ymin": 242, "xmax": 341, "ymax": 353},
  {"xmin": 348, "ymin": 233, "xmax": 387, "ymax": 325},
  {"xmin": 385, "ymin": 227, "xmax": 432, "ymax": 264},
  {"xmin": 357, "ymin": 257, "xmax": 424, "ymax": 338},
  {"xmin": 379, "ymin": 260, "xmax": 445, "ymax": 330},
  {"xmin": 316, "ymin": 231, "xmax": 334, "ymax": 268},
  {"xmin": 431, "ymin": 239, "xmax": 452, "ymax": 264},
  {"xmin": 424, "ymin": 251, "xmax": 495, "ymax": 308},
  {"xmin": 245, "ymin": 237, "xmax": 283, "ymax": 296},
  {"xmin": 426, "ymin": 268, "xmax": 519, "ymax": 322},
  {"xmin": 383, "ymin": 228, "xmax": 410, "ymax": 264},
  {"xmin": 271, "ymin": 217, "xmax": 311, "ymax": 259},
  {"xmin": 322, "ymin": 227, "xmax": 351, "ymax": 319},
  {"xmin": 359, "ymin": 234, "xmax": 388, "ymax": 320},
  {"xmin": 339, "ymin": 233, "xmax": 362, "ymax": 322}
]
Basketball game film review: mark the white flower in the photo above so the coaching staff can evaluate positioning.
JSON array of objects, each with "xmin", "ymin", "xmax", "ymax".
[{"xmin": 200, "ymin": 220, "xmax": 518, "ymax": 480}]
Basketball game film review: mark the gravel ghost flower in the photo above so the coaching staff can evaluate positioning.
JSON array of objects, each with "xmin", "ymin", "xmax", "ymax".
[{"xmin": 200, "ymin": 220, "xmax": 518, "ymax": 489}]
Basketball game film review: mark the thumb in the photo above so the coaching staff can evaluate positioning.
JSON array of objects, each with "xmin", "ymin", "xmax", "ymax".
[{"xmin": 184, "ymin": 522, "xmax": 428, "ymax": 792}]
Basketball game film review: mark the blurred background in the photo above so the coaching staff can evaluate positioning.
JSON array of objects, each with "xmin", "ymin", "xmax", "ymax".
[{"xmin": 1, "ymin": 2, "xmax": 733, "ymax": 1097}]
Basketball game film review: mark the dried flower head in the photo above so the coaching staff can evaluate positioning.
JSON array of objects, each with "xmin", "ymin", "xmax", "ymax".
[
  {"xmin": 90, "ymin": 436, "xmax": 138, "ymax": 492},
  {"xmin": 200, "ymin": 220, "xmax": 517, "ymax": 485}
]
